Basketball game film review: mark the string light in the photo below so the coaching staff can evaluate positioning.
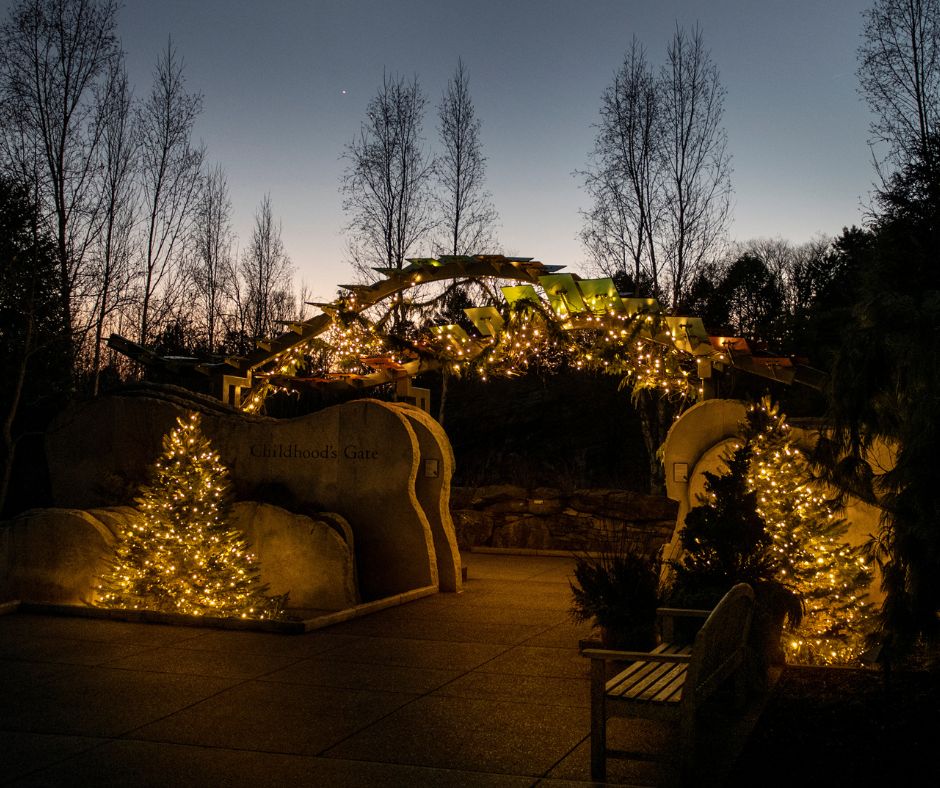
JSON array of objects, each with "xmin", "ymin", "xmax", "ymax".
[
  {"xmin": 745, "ymin": 397, "xmax": 874, "ymax": 665},
  {"xmin": 95, "ymin": 412, "xmax": 284, "ymax": 619},
  {"xmin": 234, "ymin": 265, "xmax": 732, "ymax": 412}
]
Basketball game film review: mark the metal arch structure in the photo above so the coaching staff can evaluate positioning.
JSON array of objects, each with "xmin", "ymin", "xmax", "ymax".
[
  {"xmin": 110, "ymin": 256, "xmax": 561, "ymax": 407},
  {"xmin": 108, "ymin": 254, "xmax": 826, "ymax": 410}
]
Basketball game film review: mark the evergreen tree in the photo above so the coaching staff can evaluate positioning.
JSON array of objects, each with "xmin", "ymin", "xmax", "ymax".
[
  {"xmin": 97, "ymin": 412, "xmax": 280, "ymax": 619},
  {"xmin": 672, "ymin": 398, "xmax": 874, "ymax": 664},
  {"xmin": 746, "ymin": 398, "xmax": 874, "ymax": 664},
  {"xmin": 829, "ymin": 142, "xmax": 940, "ymax": 650},
  {"xmin": 671, "ymin": 430, "xmax": 777, "ymax": 609}
]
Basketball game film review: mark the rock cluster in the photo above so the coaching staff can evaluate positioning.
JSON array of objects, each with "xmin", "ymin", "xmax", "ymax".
[{"xmin": 450, "ymin": 486, "xmax": 678, "ymax": 554}]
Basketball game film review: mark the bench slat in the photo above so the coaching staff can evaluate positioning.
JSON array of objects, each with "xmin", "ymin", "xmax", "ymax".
[
  {"xmin": 613, "ymin": 662, "xmax": 687, "ymax": 704},
  {"xmin": 605, "ymin": 643, "xmax": 692, "ymax": 698},
  {"xmin": 617, "ymin": 660, "xmax": 681, "ymax": 698},
  {"xmin": 637, "ymin": 663, "xmax": 686, "ymax": 703}
]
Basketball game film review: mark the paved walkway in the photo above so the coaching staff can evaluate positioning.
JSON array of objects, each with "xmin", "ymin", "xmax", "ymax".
[{"xmin": 1, "ymin": 553, "xmax": 760, "ymax": 787}]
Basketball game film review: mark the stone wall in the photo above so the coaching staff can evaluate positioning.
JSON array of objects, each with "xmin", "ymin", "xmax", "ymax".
[
  {"xmin": 450, "ymin": 486, "xmax": 677, "ymax": 554},
  {"xmin": 0, "ymin": 503, "xmax": 358, "ymax": 612},
  {"xmin": 45, "ymin": 393, "xmax": 461, "ymax": 600}
]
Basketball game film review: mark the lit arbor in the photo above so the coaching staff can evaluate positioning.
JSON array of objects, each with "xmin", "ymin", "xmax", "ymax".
[{"xmin": 96, "ymin": 412, "xmax": 280, "ymax": 619}]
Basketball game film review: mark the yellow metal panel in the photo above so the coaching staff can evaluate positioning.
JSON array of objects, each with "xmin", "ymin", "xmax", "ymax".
[
  {"xmin": 464, "ymin": 307, "xmax": 504, "ymax": 337},
  {"xmin": 623, "ymin": 297, "xmax": 662, "ymax": 317},
  {"xmin": 665, "ymin": 316, "xmax": 710, "ymax": 354},
  {"xmin": 501, "ymin": 284, "xmax": 541, "ymax": 305},
  {"xmin": 576, "ymin": 277, "xmax": 625, "ymax": 314},
  {"xmin": 538, "ymin": 273, "xmax": 586, "ymax": 317}
]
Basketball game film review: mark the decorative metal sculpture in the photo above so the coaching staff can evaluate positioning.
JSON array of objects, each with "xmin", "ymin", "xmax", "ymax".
[{"xmin": 108, "ymin": 254, "xmax": 822, "ymax": 412}]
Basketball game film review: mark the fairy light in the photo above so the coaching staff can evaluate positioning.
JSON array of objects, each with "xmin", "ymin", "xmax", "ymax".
[
  {"xmin": 94, "ymin": 412, "xmax": 282, "ymax": 619},
  {"xmin": 745, "ymin": 397, "xmax": 874, "ymax": 665},
  {"xmin": 232, "ymin": 267, "xmax": 727, "ymax": 413}
]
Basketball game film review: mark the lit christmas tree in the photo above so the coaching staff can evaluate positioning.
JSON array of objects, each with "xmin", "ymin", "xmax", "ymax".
[
  {"xmin": 744, "ymin": 398, "xmax": 874, "ymax": 664},
  {"xmin": 96, "ymin": 412, "xmax": 281, "ymax": 619}
]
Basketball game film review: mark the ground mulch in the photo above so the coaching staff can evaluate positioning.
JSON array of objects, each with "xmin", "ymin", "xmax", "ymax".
[{"xmin": 727, "ymin": 665, "xmax": 940, "ymax": 787}]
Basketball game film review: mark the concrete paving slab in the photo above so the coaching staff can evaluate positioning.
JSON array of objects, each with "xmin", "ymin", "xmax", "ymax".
[
  {"xmin": 0, "ymin": 658, "xmax": 82, "ymax": 699},
  {"xmin": 547, "ymin": 717, "xmax": 676, "ymax": 786},
  {"xmin": 0, "ymin": 730, "xmax": 106, "ymax": 782},
  {"xmin": 8, "ymin": 739, "xmax": 537, "ymax": 788},
  {"xmin": 522, "ymin": 621, "xmax": 595, "ymax": 649},
  {"xmin": 332, "ymin": 614, "xmax": 550, "ymax": 645},
  {"xmin": 324, "ymin": 694, "xmax": 590, "ymax": 777},
  {"xmin": 104, "ymin": 644, "xmax": 302, "ymax": 679},
  {"xmin": 380, "ymin": 598, "xmax": 567, "ymax": 627},
  {"xmin": 0, "ymin": 552, "xmax": 764, "ymax": 786},
  {"xmin": 0, "ymin": 634, "xmax": 155, "ymax": 666},
  {"xmin": 322, "ymin": 635, "xmax": 509, "ymax": 671},
  {"xmin": 464, "ymin": 589, "xmax": 573, "ymax": 612},
  {"xmin": 262, "ymin": 657, "xmax": 462, "ymax": 694},
  {"xmin": 467, "ymin": 553, "xmax": 577, "ymax": 581},
  {"xmin": 432, "ymin": 671, "xmax": 591, "ymax": 709},
  {"xmin": 174, "ymin": 628, "xmax": 361, "ymax": 657},
  {"xmin": 131, "ymin": 680, "xmax": 418, "ymax": 755},
  {"xmin": 0, "ymin": 613, "xmax": 206, "ymax": 646},
  {"xmin": 0, "ymin": 665, "xmax": 238, "ymax": 737},
  {"xmin": 480, "ymin": 645, "xmax": 589, "ymax": 679}
]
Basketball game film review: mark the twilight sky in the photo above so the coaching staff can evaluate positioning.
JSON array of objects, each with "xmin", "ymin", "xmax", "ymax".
[{"xmin": 109, "ymin": 0, "xmax": 874, "ymax": 300}]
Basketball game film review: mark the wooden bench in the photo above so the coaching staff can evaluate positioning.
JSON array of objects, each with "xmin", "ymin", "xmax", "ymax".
[{"xmin": 581, "ymin": 583, "xmax": 755, "ymax": 783}]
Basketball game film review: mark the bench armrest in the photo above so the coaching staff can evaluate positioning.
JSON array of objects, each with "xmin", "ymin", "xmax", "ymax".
[
  {"xmin": 657, "ymin": 606, "xmax": 711, "ymax": 644},
  {"xmin": 581, "ymin": 647, "xmax": 691, "ymax": 664}
]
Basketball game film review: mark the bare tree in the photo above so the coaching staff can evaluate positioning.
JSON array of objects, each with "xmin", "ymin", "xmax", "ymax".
[
  {"xmin": 342, "ymin": 72, "xmax": 435, "ymax": 330},
  {"xmin": 734, "ymin": 235, "xmax": 832, "ymax": 319},
  {"xmin": 659, "ymin": 25, "xmax": 732, "ymax": 310},
  {"xmin": 579, "ymin": 27, "xmax": 731, "ymax": 494},
  {"xmin": 0, "ymin": 0, "xmax": 121, "ymax": 355},
  {"xmin": 436, "ymin": 59, "xmax": 498, "ymax": 256},
  {"xmin": 581, "ymin": 38, "xmax": 662, "ymax": 296},
  {"xmin": 135, "ymin": 39, "xmax": 204, "ymax": 345},
  {"xmin": 192, "ymin": 163, "xmax": 233, "ymax": 353},
  {"xmin": 858, "ymin": 0, "xmax": 940, "ymax": 171},
  {"xmin": 240, "ymin": 193, "xmax": 293, "ymax": 340},
  {"xmin": 89, "ymin": 60, "xmax": 137, "ymax": 393}
]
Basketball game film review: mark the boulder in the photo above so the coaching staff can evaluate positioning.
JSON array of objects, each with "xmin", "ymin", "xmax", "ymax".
[
  {"xmin": 231, "ymin": 502, "xmax": 358, "ymax": 611},
  {"xmin": 0, "ymin": 508, "xmax": 115, "ymax": 604},
  {"xmin": 470, "ymin": 484, "xmax": 527, "ymax": 507},
  {"xmin": 1, "ymin": 503, "xmax": 359, "ymax": 613}
]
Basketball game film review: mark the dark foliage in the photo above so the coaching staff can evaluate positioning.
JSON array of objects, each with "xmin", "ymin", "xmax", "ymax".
[
  {"xmin": 827, "ymin": 141, "xmax": 940, "ymax": 647},
  {"xmin": 570, "ymin": 547, "xmax": 661, "ymax": 649},
  {"xmin": 0, "ymin": 174, "xmax": 71, "ymax": 515},
  {"xmin": 786, "ymin": 226, "xmax": 870, "ymax": 363},
  {"xmin": 441, "ymin": 369, "xmax": 650, "ymax": 491},
  {"xmin": 668, "ymin": 410, "xmax": 802, "ymax": 628},
  {"xmin": 670, "ymin": 439, "xmax": 771, "ymax": 607},
  {"xmin": 730, "ymin": 666, "xmax": 940, "ymax": 786},
  {"xmin": 686, "ymin": 253, "xmax": 786, "ymax": 346}
]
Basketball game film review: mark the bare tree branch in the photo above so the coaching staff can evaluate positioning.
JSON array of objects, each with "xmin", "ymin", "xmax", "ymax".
[
  {"xmin": 192, "ymin": 163, "xmax": 233, "ymax": 354},
  {"xmin": 580, "ymin": 38, "xmax": 661, "ymax": 296},
  {"xmin": 858, "ymin": 0, "xmax": 940, "ymax": 172},
  {"xmin": 239, "ymin": 193, "xmax": 293, "ymax": 340},
  {"xmin": 436, "ymin": 59, "xmax": 498, "ymax": 256},
  {"xmin": 135, "ymin": 38, "xmax": 204, "ymax": 345},
  {"xmin": 342, "ymin": 72, "xmax": 435, "ymax": 331},
  {"xmin": 0, "ymin": 0, "xmax": 121, "ymax": 360},
  {"xmin": 659, "ymin": 24, "xmax": 732, "ymax": 310}
]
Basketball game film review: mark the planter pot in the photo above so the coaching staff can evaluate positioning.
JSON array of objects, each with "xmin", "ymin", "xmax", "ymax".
[
  {"xmin": 600, "ymin": 622, "xmax": 657, "ymax": 651},
  {"xmin": 746, "ymin": 606, "xmax": 787, "ymax": 692}
]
